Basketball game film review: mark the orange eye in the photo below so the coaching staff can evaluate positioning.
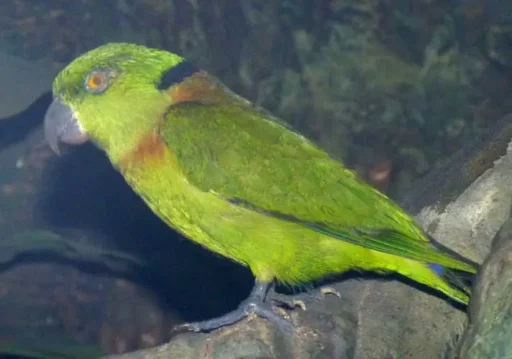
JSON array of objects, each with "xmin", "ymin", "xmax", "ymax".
[{"xmin": 85, "ymin": 70, "xmax": 110, "ymax": 93}]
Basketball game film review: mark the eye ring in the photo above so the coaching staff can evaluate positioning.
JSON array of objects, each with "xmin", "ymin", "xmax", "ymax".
[{"xmin": 85, "ymin": 70, "xmax": 110, "ymax": 94}]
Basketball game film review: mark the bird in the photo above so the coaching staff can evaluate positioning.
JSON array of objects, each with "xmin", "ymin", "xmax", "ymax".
[{"xmin": 44, "ymin": 43, "xmax": 477, "ymax": 332}]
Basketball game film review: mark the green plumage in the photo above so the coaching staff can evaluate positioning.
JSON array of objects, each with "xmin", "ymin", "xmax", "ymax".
[{"xmin": 49, "ymin": 43, "xmax": 477, "ymax": 306}]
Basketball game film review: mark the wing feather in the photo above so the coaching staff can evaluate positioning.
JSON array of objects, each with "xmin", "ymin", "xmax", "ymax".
[{"xmin": 161, "ymin": 98, "xmax": 474, "ymax": 272}]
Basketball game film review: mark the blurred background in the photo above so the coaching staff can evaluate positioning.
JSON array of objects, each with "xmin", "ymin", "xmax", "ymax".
[{"xmin": 0, "ymin": 0, "xmax": 510, "ymax": 356}]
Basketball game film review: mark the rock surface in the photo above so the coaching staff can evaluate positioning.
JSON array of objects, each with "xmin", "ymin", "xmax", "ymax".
[{"xmin": 457, "ymin": 216, "xmax": 512, "ymax": 358}]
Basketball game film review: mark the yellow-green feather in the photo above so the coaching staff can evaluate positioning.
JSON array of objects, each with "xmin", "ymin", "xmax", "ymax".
[{"xmin": 54, "ymin": 43, "xmax": 477, "ymax": 305}]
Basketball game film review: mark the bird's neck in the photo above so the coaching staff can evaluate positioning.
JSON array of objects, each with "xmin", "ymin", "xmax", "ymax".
[{"xmin": 90, "ymin": 94, "xmax": 170, "ymax": 166}]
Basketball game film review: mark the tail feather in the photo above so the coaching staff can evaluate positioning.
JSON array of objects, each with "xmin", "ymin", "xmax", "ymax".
[
  {"xmin": 428, "ymin": 263, "xmax": 445, "ymax": 275},
  {"xmin": 427, "ymin": 235, "xmax": 478, "ymax": 300},
  {"xmin": 430, "ymin": 263, "xmax": 474, "ymax": 298},
  {"xmin": 428, "ymin": 235, "xmax": 480, "ymax": 272},
  {"xmin": 444, "ymin": 267, "xmax": 474, "ymax": 295}
]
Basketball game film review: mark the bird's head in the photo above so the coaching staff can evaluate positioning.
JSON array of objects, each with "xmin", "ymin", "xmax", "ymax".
[{"xmin": 44, "ymin": 43, "xmax": 191, "ymax": 159}]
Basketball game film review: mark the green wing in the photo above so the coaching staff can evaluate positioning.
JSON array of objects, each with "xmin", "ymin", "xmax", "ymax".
[{"xmin": 161, "ymin": 99, "xmax": 474, "ymax": 272}]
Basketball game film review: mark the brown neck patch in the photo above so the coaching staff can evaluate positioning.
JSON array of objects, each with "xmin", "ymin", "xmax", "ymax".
[
  {"xmin": 119, "ymin": 131, "xmax": 167, "ymax": 167},
  {"xmin": 166, "ymin": 71, "xmax": 229, "ymax": 104}
]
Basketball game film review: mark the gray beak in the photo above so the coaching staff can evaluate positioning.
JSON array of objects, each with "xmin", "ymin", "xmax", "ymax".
[{"xmin": 44, "ymin": 97, "xmax": 88, "ymax": 155}]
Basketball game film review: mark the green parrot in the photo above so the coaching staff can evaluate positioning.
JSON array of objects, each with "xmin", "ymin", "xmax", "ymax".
[{"xmin": 44, "ymin": 43, "xmax": 477, "ymax": 332}]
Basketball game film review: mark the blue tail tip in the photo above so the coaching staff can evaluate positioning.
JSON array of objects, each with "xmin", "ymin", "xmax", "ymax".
[{"xmin": 428, "ymin": 263, "xmax": 445, "ymax": 275}]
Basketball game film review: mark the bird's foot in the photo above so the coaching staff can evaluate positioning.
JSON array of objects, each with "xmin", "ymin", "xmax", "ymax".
[
  {"xmin": 174, "ymin": 281, "xmax": 294, "ymax": 334},
  {"xmin": 177, "ymin": 300, "xmax": 294, "ymax": 334}
]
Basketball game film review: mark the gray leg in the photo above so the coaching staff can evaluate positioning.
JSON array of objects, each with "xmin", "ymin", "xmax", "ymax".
[{"xmin": 175, "ymin": 281, "xmax": 294, "ymax": 333}]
